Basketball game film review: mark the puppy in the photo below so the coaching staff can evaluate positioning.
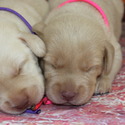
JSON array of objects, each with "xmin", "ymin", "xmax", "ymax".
[
  {"xmin": 33, "ymin": 0, "xmax": 124, "ymax": 105},
  {"xmin": 0, "ymin": 0, "xmax": 49, "ymax": 114}
]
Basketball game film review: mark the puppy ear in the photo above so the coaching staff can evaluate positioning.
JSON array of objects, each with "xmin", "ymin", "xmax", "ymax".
[
  {"xmin": 32, "ymin": 21, "xmax": 45, "ymax": 38},
  {"xmin": 19, "ymin": 32, "xmax": 46, "ymax": 57},
  {"xmin": 103, "ymin": 42, "xmax": 114, "ymax": 75}
]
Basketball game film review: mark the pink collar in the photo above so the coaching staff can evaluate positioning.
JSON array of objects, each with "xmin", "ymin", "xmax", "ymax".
[{"xmin": 58, "ymin": 0, "xmax": 109, "ymax": 28}]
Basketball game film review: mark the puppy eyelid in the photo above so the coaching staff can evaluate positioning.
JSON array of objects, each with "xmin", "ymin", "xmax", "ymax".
[
  {"xmin": 81, "ymin": 65, "xmax": 100, "ymax": 72},
  {"xmin": 14, "ymin": 59, "xmax": 27, "ymax": 77},
  {"xmin": 51, "ymin": 64, "xmax": 57, "ymax": 69},
  {"xmin": 46, "ymin": 61, "xmax": 57, "ymax": 69},
  {"xmin": 45, "ymin": 61, "xmax": 63, "ymax": 69},
  {"xmin": 80, "ymin": 66, "xmax": 91, "ymax": 72},
  {"xmin": 52, "ymin": 62, "xmax": 65, "ymax": 69},
  {"xmin": 19, "ymin": 59, "xmax": 27, "ymax": 68}
]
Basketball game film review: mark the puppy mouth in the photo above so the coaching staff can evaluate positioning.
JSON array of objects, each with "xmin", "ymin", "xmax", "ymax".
[
  {"xmin": 52, "ymin": 96, "xmax": 82, "ymax": 106},
  {"xmin": 53, "ymin": 101, "xmax": 73, "ymax": 106},
  {"xmin": 12, "ymin": 101, "xmax": 30, "ymax": 111},
  {"xmin": 50, "ymin": 94, "xmax": 90, "ymax": 106},
  {"xmin": 47, "ymin": 92, "xmax": 85, "ymax": 106},
  {"xmin": 54, "ymin": 100, "xmax": 83, "ymax": 106},
  {"xmin": 1, "ymin": 106, "xmax": 26, "ymax": 115},
  {"xmin": 62, "ymin": 102, "xmax": 77, "ymax": 106},
  {"xmin": 1, "ymin": 100, "xmax": 31, "ymax": 114}
]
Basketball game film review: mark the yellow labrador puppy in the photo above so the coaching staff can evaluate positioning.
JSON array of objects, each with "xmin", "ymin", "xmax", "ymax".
[
  {"xmin": 0, "ymin": 0, "xmax": 49, "ymax": 114},
  {"xmin": 33, "ymin": 0, "xmax": 124, "ymax": 105}
]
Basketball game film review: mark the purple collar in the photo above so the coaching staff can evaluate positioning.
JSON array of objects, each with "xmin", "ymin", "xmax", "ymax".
[{"xmin": 0, "ymin": 7, "xmax": 34, "ymax": 34}]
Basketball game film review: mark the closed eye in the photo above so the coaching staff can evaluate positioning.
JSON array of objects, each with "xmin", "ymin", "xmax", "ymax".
[
  {"xmin": 80, "ymin": 66, "xmax": 91, "ymax": 72},
  {"xmin": 13, "ymin": 59, "xmax": 27, "ymax": 78},
  {"xmin": 45, "ymin": 61, "xmax": 58, "ymax": 69},
  {"xmin": 80, "ymin": 65, "xmax": 102, "ymax": 73},
  {"xmin": 44, "ymin": 56, "xmax": 65, "ymax": 69}
]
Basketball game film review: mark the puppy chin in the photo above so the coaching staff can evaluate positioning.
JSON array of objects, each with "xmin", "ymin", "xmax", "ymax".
[
  {"xmin": 0, "ymin": 106, "xmax": 25, "ymax": 115},
  {"xmin": 46, "ymin": 91, "xmax": 92, "ymax": 106}
]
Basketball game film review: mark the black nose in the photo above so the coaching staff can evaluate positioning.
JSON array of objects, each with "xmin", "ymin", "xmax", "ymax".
[{"xmin": 61, "ymin": 91, "xmax": 76, "ymax": 101}]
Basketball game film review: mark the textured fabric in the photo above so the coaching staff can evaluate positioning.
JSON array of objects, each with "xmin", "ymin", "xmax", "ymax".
[{"xmin": 0, "ymin": 24, "xmax": 125, "ymax": 125}]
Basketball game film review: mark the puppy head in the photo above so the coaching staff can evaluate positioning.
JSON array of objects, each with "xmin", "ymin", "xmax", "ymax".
[
  {"xmin": 0, "ymin": 28, "xmax": 45, "ymax": 114},
  {"xmin": 44, "ymin": 42, "xmax": 114, "ymax": 105},
  {"xmin": 34, "ymin": 19, "xmax": 114, "ymax": 105}
]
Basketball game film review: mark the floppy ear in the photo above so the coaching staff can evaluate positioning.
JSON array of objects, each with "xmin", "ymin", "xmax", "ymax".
[
  {"xmin": 32, "ymin": 21, "xmax": 45, "ymax": 38},
  {"xmin": 19, "ymin": 32, "xmax": 46, "ymax": 57},
  {"xmin": 103, "ymin": 42, "xmax": 114, "ymax": 75}
]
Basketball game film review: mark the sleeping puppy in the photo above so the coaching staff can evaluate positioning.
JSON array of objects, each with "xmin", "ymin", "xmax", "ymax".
[
  {"xmin": 0, "ymin": 0, "xmax": 49, "ymax": 114},
  {"xmin": 33, "ymin": 0, "xmax": 124, "ymax": 105}
]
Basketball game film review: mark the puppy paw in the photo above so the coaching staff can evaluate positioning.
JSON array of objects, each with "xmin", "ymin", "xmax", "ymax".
[{"xmin": 94, "ymin": 76, "xmax": 112, "ymax": 95}]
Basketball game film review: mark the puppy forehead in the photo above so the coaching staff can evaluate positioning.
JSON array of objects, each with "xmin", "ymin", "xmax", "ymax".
[
  {"xmin": 79, "ymin": 46, "xmax": 104, "ymax": 64},
  {"xmin": 45, "ymin": 34, "xmax": 105, "ymax": 64}
]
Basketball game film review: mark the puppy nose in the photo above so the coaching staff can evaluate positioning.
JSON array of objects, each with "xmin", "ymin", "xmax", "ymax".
[{"xmin": 61, "ymin": 91, "xmax": 76, "ymax": 101}]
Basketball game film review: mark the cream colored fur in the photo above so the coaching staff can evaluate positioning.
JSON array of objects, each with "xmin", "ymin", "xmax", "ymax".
[
  {"xmin": 0, "ymin": 0, "xmax": 49, "ymax": 114},
  {"xmin": 34, "ymin": 0, "xmax": 124, "ymax": 105}
]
